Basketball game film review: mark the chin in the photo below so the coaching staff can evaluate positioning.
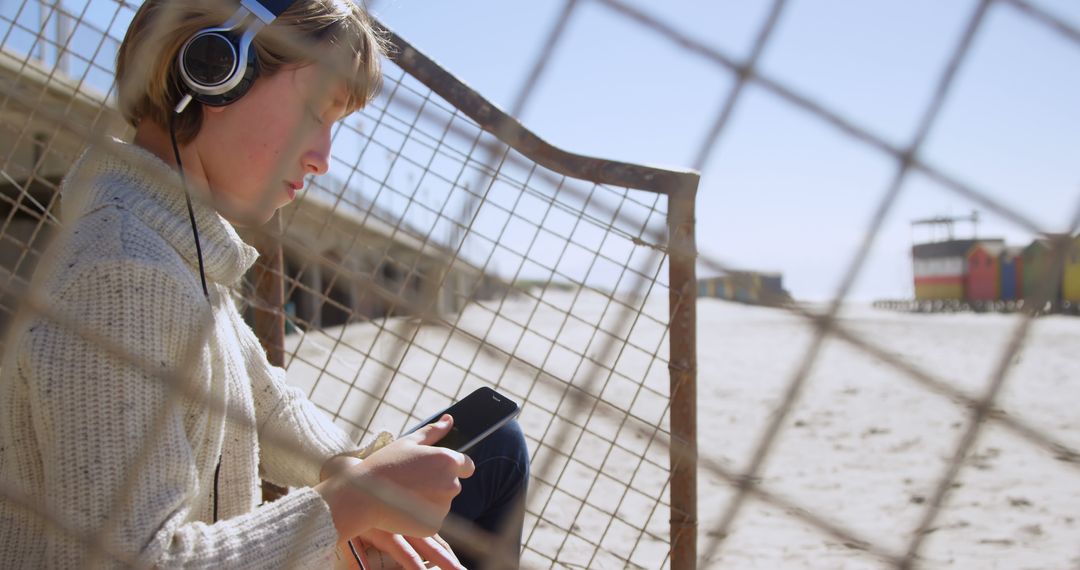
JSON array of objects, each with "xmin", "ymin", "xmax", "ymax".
[
  {"xmin": 212, "ymin": 194, "xmax": 278, "ymax": 228},
  {"xmin": 225, "ymin": 208, "xmax": 277, "ymax": 229}
]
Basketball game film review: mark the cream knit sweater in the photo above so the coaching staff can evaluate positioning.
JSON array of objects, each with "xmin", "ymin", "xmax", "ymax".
[{"xmin": 0, "ymin": 137, "xmax": 369, "ymax": 567}]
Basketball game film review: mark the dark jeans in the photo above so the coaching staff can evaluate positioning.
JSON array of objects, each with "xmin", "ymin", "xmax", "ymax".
[{"xmin": 446, "ymin": 420, "xmax": 530, "ymax": 570}]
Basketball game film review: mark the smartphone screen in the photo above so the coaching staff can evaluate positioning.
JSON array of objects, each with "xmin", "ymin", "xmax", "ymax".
[{"xmin": 403, "ymin": 387, "xmax": 521, "ymax": 454}]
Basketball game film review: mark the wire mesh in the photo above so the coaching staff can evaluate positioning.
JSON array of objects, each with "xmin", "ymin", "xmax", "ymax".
[
  {"xmin": 255, "ymin": 36, "xmax": 699, "ymax": 567},
  {"xmin": 0, "ymin": 1, "xmax": 695, "ymax": 568},
  {"xmin": 1, "ymin": 0, "xmax": 1079, "ymax": 569}
]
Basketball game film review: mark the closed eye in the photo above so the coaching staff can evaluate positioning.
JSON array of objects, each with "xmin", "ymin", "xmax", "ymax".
[{"xmin": 306, "ymin": 104, "xmax": 326, "ymax": 126}]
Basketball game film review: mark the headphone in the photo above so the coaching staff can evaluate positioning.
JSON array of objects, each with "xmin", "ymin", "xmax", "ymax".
[{"xmin": 174, "ymin": 0, "xmax": 299, "ymax": 113}]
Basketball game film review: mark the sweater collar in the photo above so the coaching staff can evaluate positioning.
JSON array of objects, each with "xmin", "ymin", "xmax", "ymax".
[{"xmin": 60, "ymin": 136, "xmax": 260, "ymax": 286}]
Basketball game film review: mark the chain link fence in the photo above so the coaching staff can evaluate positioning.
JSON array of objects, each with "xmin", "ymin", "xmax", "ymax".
[{"xmin": 2, "ymin": 0, "xmax": 1079, "ymax": 568}]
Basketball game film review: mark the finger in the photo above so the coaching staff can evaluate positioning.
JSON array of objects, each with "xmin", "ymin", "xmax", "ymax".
[
  {"xmin": 409, "ymin": 414, "xmax": 453, "ymax": 446},
  {"xmin": 348, "ymin": 538, "xmax": 370, "ymax": 570},
  {"xmin": 431, "ymin": 533, "xmax": 453, "ymax": 554},
  {"xmin": 406, "ymin": 535, "xmax": 463, "ymax": 570},
  {"xmin": 457, "ymin": 452, "xmax": 475, "ymax": 479},
  {"xmin": 378, "ymin": 533, "xmax": 427, "ymax": 570}
]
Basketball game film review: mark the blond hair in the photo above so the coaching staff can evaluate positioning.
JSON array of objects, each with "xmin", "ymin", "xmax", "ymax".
[{"xmin": 116, "ymin": 0, "xmax": 387, "ymax": 144}]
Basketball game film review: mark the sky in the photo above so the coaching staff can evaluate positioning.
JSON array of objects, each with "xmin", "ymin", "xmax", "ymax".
[
  {"xmin": 368, "ymin": 0, "xmax": 1080, "ymax": 301},
  {"xmin": 2, "ymin": 0, "xmax": 1078, "ymax": 301}
]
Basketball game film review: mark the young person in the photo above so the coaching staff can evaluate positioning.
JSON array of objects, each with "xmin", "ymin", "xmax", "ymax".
[{"xmin": 0, "ymin": 1, "xmax": 529, "ymax": 568}]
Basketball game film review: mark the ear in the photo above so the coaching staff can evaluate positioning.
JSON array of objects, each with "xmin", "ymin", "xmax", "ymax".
[{"xmin": 203, "ymin": 104, "xmax": 226, "ymax": 114}]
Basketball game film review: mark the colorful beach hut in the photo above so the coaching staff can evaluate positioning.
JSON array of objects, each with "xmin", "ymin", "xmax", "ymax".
[
  {"xmin": 965, "ymin": 241, "xmax": 1005, "ymax": 302},
  {"xmin": 1021, "ymin": 238, "xmax": 1062, "ymax": 305},
  {"xmin": 696, "ymin": 271, "xmax": 790, "ymax": 306},
  {"xmin": 912, "ymin": 239, "xmax": 979, "ymax": 301},
  {"xmin": 1064, "ymin": 234, "xmax": 1080, "ymax": 306},
  {"xmin": 999, "ymin": 246, "xmax": 1023, "ymax": 301}
]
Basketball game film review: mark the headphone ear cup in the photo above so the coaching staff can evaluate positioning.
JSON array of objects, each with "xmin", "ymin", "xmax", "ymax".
[
  {"xmin": 202, "ymin": 45, "xmax": 259, "ymax": 107},
  {"xmin": 181, "ymin": 31, "xmax": 237, "ymax": 89},
  {"xmin": 178, "ymin": 31, "xmax": 260, "ymax": 108}
]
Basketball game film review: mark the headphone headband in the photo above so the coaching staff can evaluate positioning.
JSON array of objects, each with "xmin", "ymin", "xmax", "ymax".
[{"xmin": 245, "ymin": 0, "xmax": 299, "ymax": 20}]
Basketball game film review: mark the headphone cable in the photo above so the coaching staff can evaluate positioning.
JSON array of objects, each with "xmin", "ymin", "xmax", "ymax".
[
  {"xmin": 169, "ymin": 110, "xmax": 221, "ymax": 524},
  {"xmin": 167, "ymin": 112, "xmax": 210, "ymax": 302}
]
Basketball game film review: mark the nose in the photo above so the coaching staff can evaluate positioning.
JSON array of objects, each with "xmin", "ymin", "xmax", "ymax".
[{"xmin": 303, "ymin": 128, "xmax": 332, "ymax": 176}]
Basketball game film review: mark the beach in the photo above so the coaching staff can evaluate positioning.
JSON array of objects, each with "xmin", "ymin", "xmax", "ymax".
[{"xmin": 285, "ymin": 290, "xmax": 1080, "ymax": 569}]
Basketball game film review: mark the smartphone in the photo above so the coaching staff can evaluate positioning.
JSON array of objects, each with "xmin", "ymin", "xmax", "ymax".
[{"xmin": 402, "ymin": 387, "xmax": 521, "ymax": 454}]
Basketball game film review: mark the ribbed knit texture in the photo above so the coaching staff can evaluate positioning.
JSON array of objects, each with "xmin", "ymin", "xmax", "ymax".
[{"xmin": 0, "ymin": 136, "xmax": 370, "ymax": 568}]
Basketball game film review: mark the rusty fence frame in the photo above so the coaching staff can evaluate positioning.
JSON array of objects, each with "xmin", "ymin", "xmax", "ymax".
[
  {"xmin": 0, "ymin": 1, "xmax": 700, "ymax": 564},
  {"xmin": 244, "ymin": 20, "xmax": 703, "ymax": 568}
]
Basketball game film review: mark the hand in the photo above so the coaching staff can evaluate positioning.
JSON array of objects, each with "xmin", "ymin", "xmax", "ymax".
[
  {"xmin": 316, "ymin": 415, "xmax": 475, "ymax": 541},
  {"xmin": 346, "ymin": 530, "xmax": 463, "ymax": 570}
]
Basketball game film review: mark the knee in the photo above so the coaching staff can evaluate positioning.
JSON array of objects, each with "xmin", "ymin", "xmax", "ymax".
[
  {"xmin": 499, "ymin": 419, "xmax": 530, "ymax": 460},
  {"xmin": 485, "ymin": 419, "xmax": 531, "ymax": 481}
]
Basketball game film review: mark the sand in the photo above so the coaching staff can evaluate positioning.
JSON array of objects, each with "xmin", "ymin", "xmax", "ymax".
[{"xmin": 284, "ymin": 289, "xmax": 1080, "ymax": 569}]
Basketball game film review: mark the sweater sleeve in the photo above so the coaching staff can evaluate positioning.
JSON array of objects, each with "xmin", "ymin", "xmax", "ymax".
[
  {"xmin": 233, "ymin": 307, "xmax": 361, "ymax": 488},
  {"xmin": 21, "ymin": 258, "xmax": 339, "ymax": 569}
]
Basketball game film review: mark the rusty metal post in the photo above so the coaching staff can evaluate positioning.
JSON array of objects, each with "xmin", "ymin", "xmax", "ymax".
[
  {"xmin": 668, "ymin": 182, "xmax": 698, "ymax": 569},
  {"xmin": 252, "ymin": 212, "xmax": 290, "ymax": 502}
]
